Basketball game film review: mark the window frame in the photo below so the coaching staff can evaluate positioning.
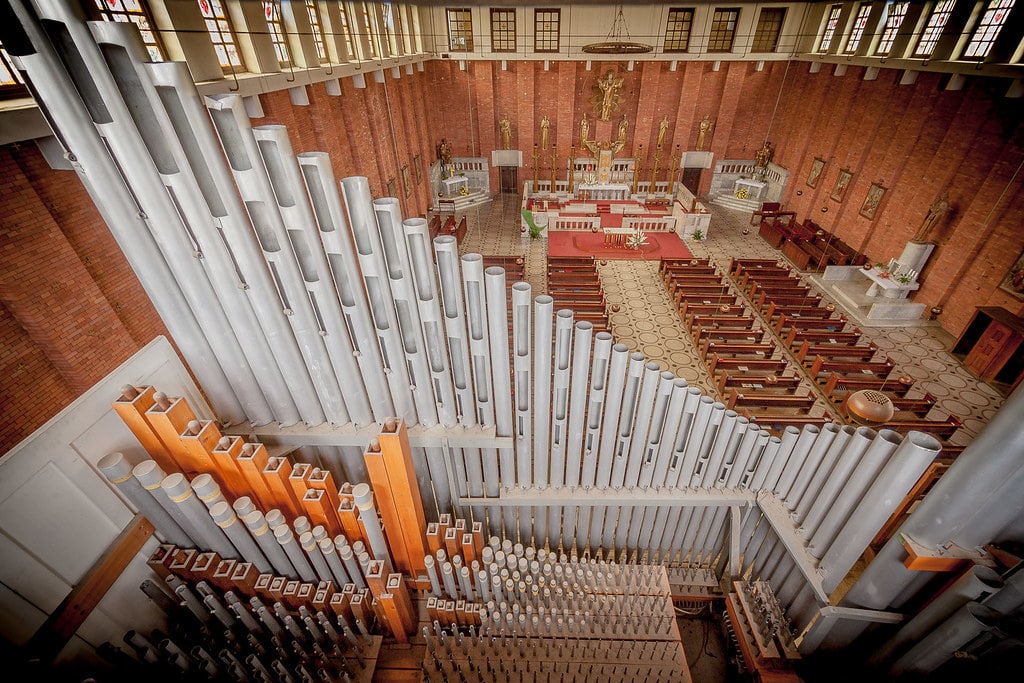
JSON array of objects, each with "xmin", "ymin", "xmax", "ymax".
[
  {"xmin": 534, "ymin": 8, "xmax": 561, "ymax": 54},
  {"xmin": 263, "ymin": 0, "xmax": 292, "ymax": 67},
  {"xmin": 962, "ymin": 0, "xmax": 1015, "ymax": 60},
  {"xmin": 446, "ymin": 7, "xmax": 474, "ymax": 52},
  {"xmin": 196, "ymin": 0, "xmax": 244, "ymax": 72},
  {"xmin": 751, "ymin": 7, "xmax": 786, "ymax": 53},
  {"xmin": 304, "ymin": 0, "xmax": 327, "ymax": 63},
  {"xmin": 819, "ymin": 4, "xmax": 843, "ymax": 52},
  {"xmin": 875, "ymin": 1, "xmax": 910, "ymax": 56},
  {"xmin": 663, "ymin": 7, "xmax": 695, "ymax": 53},
  {"xmin": 914, "ymin": 0, "xmax": 958, "ymax": 58},
  {"xmin": 844, "ymin": 2, "xmax": 873, "ymax": 54},
  {"xmin": 707, "ymin": 7, "xmax": 740, "ymax": 53},
  {"xmin": 490, "ymin": 8, "xmax": 516, "ymax": 53},
  {"xmin": 0, "ymin": 43, "xmax": 28, "ymax": 97},
  {"xmin": 89, "ymin": 0, "xmax": 166, "ymax": 62}
]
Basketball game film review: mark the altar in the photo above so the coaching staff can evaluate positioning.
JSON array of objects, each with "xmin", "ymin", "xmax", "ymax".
[
  {"xmin": 862, "ymin": 267, "xmax": 920, "ymax": 299},
  {"xmin": 576, "ymin": 183, "xmax": 631, "ymax": 201},
  {"xmin": 734, "ymin": 178, "xmax": 767, "ymax": 201},
  {"xmin": 442, "ymin": 176, "xmax": 468, "ymax": 197}
]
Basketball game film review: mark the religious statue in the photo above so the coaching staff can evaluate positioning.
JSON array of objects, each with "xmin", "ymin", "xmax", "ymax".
[
  {"xmin": 914, "ymin": 191, "xmax": 951, "ymax": 242},
  {"xmin": 657, "ymin": 116, "xmax": 669, "ymax": 149},
  {"xmin": 595, "ymin": 69, "xmax": 624, "ymax": 121},
  {"xmin": 540, "ymin": 115, "xmax": 551, "ymax": 150},
  {"xmin": 499, "ymin": 114, "xmax": 511, "ymax": 150},
  {"xmin": 754, "ymin": 141, "xmax": 774, "ymax": 169},
  {"xmin": 696, "ymin": 115, "xmax": 714, "ymax": 151},
  {"xmin": 579, "ymin": 112, "xmax": 590, "ymax": 148},
  {"xmin": 438, "ymin": 138, "xmax": 452, "ymax": 166},
  {"xmin": 617, "ymin": 115, "xmax": 629, "ymax": 145}
]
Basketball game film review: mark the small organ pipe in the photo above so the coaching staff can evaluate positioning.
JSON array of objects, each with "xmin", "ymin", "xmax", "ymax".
[
  {"xmin": 98, "ymin": 452, "xmax": 190, "ymax": 547},
  {"xmin": 299, "ymin": 531, "xmax": 334, "ymax": 583},
  {"xmin": 352, "ymin": 483, "xmax": 390, "ymax": 565},
  {"xmin": 338, "ymin": 544, "xmax": 366, "ymax": 590},
  {"xmin": 191, "ymin": 473, "xmax": 226, "ymax": 510},
  {"xmin": 242, "ymin": 510, "xmax": 295, "ymax": 578},
  {"xmin": 161, "ymin": 473, "xmax": 238, "ymax": 558},
  {"xmin": 209, "ymin": 501, "xmax": 272, "ymax": 573},
  {"xmin": 273, "ymin": 524, "xmax": 317, "ymax": 583}
]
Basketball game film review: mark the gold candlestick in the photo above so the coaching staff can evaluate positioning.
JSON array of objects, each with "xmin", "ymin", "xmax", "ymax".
[{"xmin": 632, "ymin": 144, "xmax": 644, "ymax": 196}]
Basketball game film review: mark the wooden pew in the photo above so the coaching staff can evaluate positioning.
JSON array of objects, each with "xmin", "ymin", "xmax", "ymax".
[
  {"xmin": 677, "ymin": 293, "xmax": 740, "ymax": 307},
  {"xmin": 680, "ymin": 302, "xmax": 748, "ymax": 322},
  {"xmin": 774, "ymin": 315, "xmax": 848, "ymax": 334},
  {"xmin": 821, "ymin": 373, "xmax": 915, "ymax": 399},
  {"xmin": 726, "ymin": 389, "xmax": 817, "ymax": 413},
  {"xmin": 785, "ymin": 327, "xmax": 863, "ymax": 348},
  {"xmin": 764, "ymin": 301, "xmax": 832, "ymax": 320},
  {"xmin": 796, "ymin": 341, "xmax": 879, "ymax": 363},
  {"xmin": 729, "ymin": 258, "xmax": 784, "ymax": 277},
  {"xmin": 706, "ymin": 355, "xmax": 788, "ymax": 376},
  {"xmin": 697, "ymin": 327, "xmax": 767, "ymax": 343},
  {"xmin": 688, "ymin": 315, "xmax": 756, "ymax": 332},
  {"xmin": 717, "ymin": 373, "xmax": 802, "ymax": 394},
  {"xmin": 808, "ymin": 355, "xmax": 894, "ymax": 381},
  {"xmin": 883, "ymin": 416, "xmax": 962, "ymax": 440},
  {"xmin": 700, "ymin": 341, "xmax": 777, "ymax": 360}
]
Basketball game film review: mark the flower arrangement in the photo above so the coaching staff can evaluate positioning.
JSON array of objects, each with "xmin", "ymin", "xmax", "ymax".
[
  {"xmin": 459, "ymin": 186, "xmax": 470, "ymax": 196},
  {"xmin": 691, "ymin": 229, "xmax": 704, "ymax": 241},
  {"xmin": 735, "ymin": 188, "xmax": 749, "ymax": 200},
  {"xmin": 897, "ymin": 274, "xmax": 913, "ymax": 284},
  {"xmin": 626, "ymin": 228, "xmax": 648, "ymax": 250}
]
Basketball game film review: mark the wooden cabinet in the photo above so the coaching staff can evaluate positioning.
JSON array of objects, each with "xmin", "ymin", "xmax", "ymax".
[{"xmin": 953, "ymin": 307, "xmax": 1024, "ymax": 393}]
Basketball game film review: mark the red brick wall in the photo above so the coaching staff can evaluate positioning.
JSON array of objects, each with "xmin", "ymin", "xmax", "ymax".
[
  {"xmin": 422, "ymin": 59, "xmax": 1024, "ymax": 335},
  {"xmin": 0, "ymin": 144, "xmax": 168, "ymax": 455}
]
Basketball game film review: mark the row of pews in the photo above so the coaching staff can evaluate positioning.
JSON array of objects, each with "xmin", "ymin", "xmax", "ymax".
[
  {"xmin": 546, "ymin": 256, "xmax": 610, "ymax": 333},
  {"xmin": 661, "ymin": 257, "xmax": 826, "ymax": 435},
  {"xmin": 757, "ymin": 215, "xmax": 867, "ymax": 272},
  {"xmin": 429, "ymin": 214, "xmax": 467, "ymax": 242},
  {"xmin": 735, "ymin": 259, "xmax": 963, "ymax": 441}
]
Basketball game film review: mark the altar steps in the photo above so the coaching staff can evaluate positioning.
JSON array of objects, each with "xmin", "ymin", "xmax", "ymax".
[{"xmin": 709, "ymin": 192, "xmax": 763, "ymax": 213}]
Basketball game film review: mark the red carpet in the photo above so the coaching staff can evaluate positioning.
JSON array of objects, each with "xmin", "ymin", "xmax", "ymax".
[{"xmin": 547, "ymin": 230, "xmax": 692, "ymax": 260}]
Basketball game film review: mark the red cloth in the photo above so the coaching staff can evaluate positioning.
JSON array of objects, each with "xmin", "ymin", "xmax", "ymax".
[{"xmin": 547, "ymin": 231, "xmax": 693, "ymax": 260}]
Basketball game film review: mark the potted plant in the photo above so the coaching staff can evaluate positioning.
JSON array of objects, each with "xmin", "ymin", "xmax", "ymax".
[
  {"xmin": 691, "ymin": 229, "xmax": 704, "ymax": 241},
  {"xmin": 897, "ymin": 274, "xmax": 913, "ymax": 284}
]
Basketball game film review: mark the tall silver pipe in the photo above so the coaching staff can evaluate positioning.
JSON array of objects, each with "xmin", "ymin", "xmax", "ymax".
[
  {"xmin": 352, "ymin": 483, "xmax": 391, "ymax": 566},
  {"xmin": 403, "ymin": 217, "xmax": 458, "ymax": 427},
  {"xmin": 98, "ymin": 452, "xmax": 190, "ymax": 547},
  {"xmin": 582, "ymin": 333, "xmax": 614, "ymax": 487},
  {"xmin": 844, "ymin": 384, "xmax": 1024, "ymax": 613},
  {"xmin": 617, "ymin": 363, "xmax": 664, "ymax": 551},
  {"xmin": 786, "ymin": 422, "xmax": 840, "ymax": 513},
  {"xmin": 675, "ymin": 397, "xmax": 717, "ymax": 487},
  {"xmin": 697, "ymin": 424, "xmax": 765, "ymax": 565},
  {"xmin": 242, "ymin": 510, "xmax": 296, "ymax": 578},
  {"xmin": 888, "ymin": 602, "xmax": 1002, "ymax": 676},
  {"xmin": 762, "ymin": 426, "xmax": 802, "ymax": 494},
  {"xmin": 88, "ymin": 40, "xmax": 301, "ymax": 426},
  {"xmin": 273, "ymin": 524, "xmax": 317, "ymax": 583},
  {"xmin": 773, "ymin": 425, "xmax": 820, "ymax": 502},
  {"xmin": 371, "ymin": 198, "xmax": 438, "ymax": 425},
  {"xmin": 512, "ymin": 284, "xmax": 533, "ymax": 478},
  {"xmin": 299, "ymin": 531, "xmax": 334, "ymax": 583},
  {"xmin": 422, "ymin": 446, "xmax": 452, "ymax": 521},
  {"xmin": 9, "ymin": 4, "xmax": 246, "ymax": 422},
  {"xmin": 687, "ymin": 414, "xmax": 744, "ymax": 561},
  {"xmin": 339, "ymin": 176, "xmax": 417, "ymax": 423},
  {"xmin": 565, "ymin": 321, "xmax": 593, "ymax": 489},
  {"xmin": 256, "ymin": 124, "xmax": 372, "ymax": 421},
  {"xmin": 461, "ymin": 255, "xmax": 494, "ymax": 429},
  {"xmin": 297, "ymin": 152, "xmax": 393, "ymax": 422},
  {"xmin": 209, "ymin": 502, "xmax": 272, "ymax": 573},
  {"xmin": 801, "ymin": 427, "xmax": 875, "ymax": 538},
  {"xmin": 610, "ymin": 354, "xmax": 648, "ymax": 489},
  {"xmin": 820, "ymin": 432, "xmax": 941, "ymax": 595},
  {"xmin": 161, "ymin": 473, "xmax": 238, "ymax": 558},
  {"xmin": 642, "ymin": 375, "xmax": 685, "ymax": 489},
  {"xmin": 433, "ymin": 237, "xmax": 476, "ymax": 427},
  {"xmin": 595, "ymin": 344, "xmax": 630, "ymax": 491},
  {"xmin": 205, "ymin": 94, "xmax": 347, "ymax": 423},
  {"xmin": 531, "ymin": 296, "xmax": 552, "ymax": 487},
  {"xmin": 484, "ymin": 267, "xmax": 517, "ymax": 538},
  {"xmin": 794, "ymin": 425, "xmax": 854, "ymax": 524},
  {"xmin": 550, "ymin": 310, "xmax": 575, "ymax": 488},
  {"xmin": 807, "ymin": 429, "xmax": 901, "ymax": 559}
]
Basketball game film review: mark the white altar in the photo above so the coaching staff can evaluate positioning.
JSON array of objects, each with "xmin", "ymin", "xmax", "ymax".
[
  {"xmin": 576, "ymin": 183, "xmax": 631, "ymax": 201},
  {"xmin": 734, "ymin": 178, "xmax": 767, "ymax": 201},
  {"xmin": 863, "ymin": 268, "xmax": 920, "ymax": 299},
  {"xmin": 442, "ymin": 176, "xmax": 468, "ymax": 197}
]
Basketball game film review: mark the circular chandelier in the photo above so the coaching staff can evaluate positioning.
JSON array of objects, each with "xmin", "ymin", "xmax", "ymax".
[{"xmin": 582, "ymin": 5, "xmax": 653, "ymax": 55}]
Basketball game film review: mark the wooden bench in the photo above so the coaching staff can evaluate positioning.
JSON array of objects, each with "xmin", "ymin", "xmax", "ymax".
[
  {"xmin": 661, "ymin": 257, "xmax": 711, "ymax": 273},
  {"xmin": 729, "ymin": 259, "xmax": 784, "ymax": 277},
  {"xmin": 796, "ymin": 341, "xmax": 879, "ymax": 363},
  {"xmin": 697, "ymin": 327, "xmax": 766, "ymax": 342},
  {"xmin": 891, "ymin": 395, "xmax": 938, "ymax": 417},
  {"xmin": 739, "ymin": 271, "xmax": 800, "ymax": 288},
  {"xmin": 661, "ymin": 264, "xmax": 719, "ymax": 278},
  {"xmin": 717, "ymin": 373, "xmax": 802, "ymax": 394},
  {"xmin": 688, "ymin": 315, "xmax": 756, "ymax": 332},
  {"xmin": 764, "ymin": 301, "xmax": 830, "ymax": 320},
  {"xmin": 700, "ymin": 341, "xmax": 777, "ymax": 360},
  {"xmin": 726, "ymin": 389, "xmax": 817, "ymax": 412},
  {"xmin": 706, "ymin": 355, "xmax": 788, "ymax": 376},
  {"xmin": 785, "ymin": 327, "xmax": 863, "ymax": 347},
  {"xmin": 883, "ymin": 416, "xmax": 962, "ymax": 440},
  {"xmin": 673, "ymin": 287, "xmax": 734, "ymax": 304},
  {"xmin": 821, "ymin": 372, "xmax": 915, "ymax": 399},
  {"xmin": 808, "ymin": 355, "xmax": 894, "ymax": 380},
  {"xmin": 774, "ymin": 315, "xmax": 848, "ymax": 334}
]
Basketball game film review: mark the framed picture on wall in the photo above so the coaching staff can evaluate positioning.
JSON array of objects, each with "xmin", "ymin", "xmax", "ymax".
[
  {"xmin": 387, "ymin": 177, "xmax": 397, "ymax": 198},
  {"xmin": 830, "ymin": 168, "xmax": 853, "ymax": 202},
  {"xmin": 859, "ymin": 182, "xmax": 886, "ymax": 220},
  {"xmin": 807, "ymin": 157, "xmax": 825, "ymax": 188},
  {"xmin": 402, "ymin": 165, "xmax": 412, "ymax": 197},
  {"xmin": 999, "ymin": 248, "xmax": 1024, "ymax": 300},
  {"xmin": 413, "ymin": 154, "xmax": 422, "ymax": 184}
]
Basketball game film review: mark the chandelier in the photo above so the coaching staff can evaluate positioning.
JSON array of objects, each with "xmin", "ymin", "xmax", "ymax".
[{"xmin": 582, "ymin": 5, "xmax": 653, "ymax": 55}]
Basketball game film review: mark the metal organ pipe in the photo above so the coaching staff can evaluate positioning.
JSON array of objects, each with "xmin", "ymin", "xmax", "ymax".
[
  {"xmin": 484, "ymin": 267, "xmax": 517, "ymax": 538},
  {"xmin": 242, "ymin": 510, "xmax": 295, "ymax": 578},
  {"xmin": 296, "ymin": 152, "xmax": 394, "ymax": 422},
  {"xmin": 532, "ymin": 297, "xmax": 553, "ymax": 489},
  {"xmin": 8, "ymin": 5, "xmax": 244, "ymax": 422},
  {"xmin": 617, "ymin": 363, "xmax": 665, "ymax": 551},
  {"xmin": 550, "ymin": 310, "xmax": 575, "ymax": 488},
  {"xmin": 511, "ymin": 284, "xmax": 533, "ymax": 481},
  {"xmin": 371, "ymin": 198, "xmax": 439, "ymax": 426},
  {"xmin": 786, "ymin": 422, "xmax": 840, "ymax": 513},
  {"xmin": 800, "ymin": 427, "xmax": 875, "ymax": 538},
  {"xmin": 794, "ymin": 425, "xmax": 854, "ymax": 524},
  {"xmin": 160, "ymin": 473, "xmax": 238, "ymax": 558},
  {"xmin": 98, "ymin": 452, "xmax": 190, "ymax": 547},
  {"xmin": 209, "ymin": 502, "xmax": 272, "ymax": 573},
  {"xmin": 565, "ymin": 321, "xmax": 594, "ymax": 489},
  {"xmin": 433, "ymin": 237, "xmax": 476, "ymax": 427},
  {"xmin": 402, "ymin": 217, "xmax": 458, "ymax": 428}
]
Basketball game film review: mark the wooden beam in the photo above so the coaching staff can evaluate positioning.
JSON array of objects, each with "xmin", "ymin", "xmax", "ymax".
[{"xmin": 27, "ymin": 513, "xmax": 155, "ymax": 663}]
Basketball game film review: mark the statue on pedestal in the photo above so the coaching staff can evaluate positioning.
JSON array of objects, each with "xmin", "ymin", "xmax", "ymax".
[
  {"xmin": 914, "ymin": 191, "xmax": 951, "ymax": 242},
  {"xmin": 696, "ymin": 115, "xmax": 714, "ymax": 151},
  {"xmin": 499, "ymin": 114, "xmax": 511, "ymax": 150},
  {"xmin": 595, "ymin": 69, "xmax": 624, "ymax": 121},
  {"xmin": 540, "ymin": 115, "xmax": 551, "ymax": 150},
  {"xmin": 580, "ymin": 112, "xmax": 590, "ymax": 148},
  {"xmin": 754, "ymin": 141, "xmax": 774, "ymax": 169},
  {"xmin": 657, "ymin": 116, "xmax": 669, "ymax": 149}
]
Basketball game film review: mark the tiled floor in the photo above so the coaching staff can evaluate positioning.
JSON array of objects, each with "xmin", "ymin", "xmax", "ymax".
[{"xmin": 451, "ymin": 193, "xmax": 1006, "ymax": 449}]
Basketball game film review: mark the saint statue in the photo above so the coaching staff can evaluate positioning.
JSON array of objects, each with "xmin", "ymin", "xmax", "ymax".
[
  {"xmin": 696, "ymin": 115, "xmax": 714, "ymax": 151},
  {"xmin": 617, "ymin": 115, "xmax": 629, "ymax": 145},
  {"xmin": 754, "ymin": 141, "xmax": 774, "ymax": 169},
  {"xmin": 438, "ymin": 138, "xmax": 452, "ymax": 166},
  {"xmin": 657, "ymin": 116, "xmax": 670, "ymax": 149},
  {"xmin": 595, "ymin": 69, "xmax": 624, "ymax": 121},
  {"xmin": 914, "ymin": 191, "xmax": 951, "ymax": 242},
  {"xmin": 540, "ymin": 115, "xmax": 551, "ymax": 150},
  {"xmin": 499, "ymin": 114, "xmax": 511, "ymax": 150},
  {"xmin": 579, "ymin": 112, "xmax": 590, "ymax": 148}
]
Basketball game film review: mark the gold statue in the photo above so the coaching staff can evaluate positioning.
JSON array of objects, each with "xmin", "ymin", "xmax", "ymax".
[
  {"xmin": 657, "ymin": 116, "xmax": 669, "ymax": 149},
  {"xmin": 914, "ymin": 191, "xmax": 950, "ymax": 242},
  {"xmin": 696, "ymin": 115, "xmax": 714, "ymax": 151},
  {"xmin": 617, "ymin": 115, "xmax": 629, "ymax": 146},
  {"xmin": 580, "ymin": 112, "xmax": 590, "ymax": 148},
  {"xmin": 754, "ymin": 141, "xmax": 774, "ymax": 169},
  {"xmin": 595, "ymin": 69, "xmax": 624, "ymax": 121},
  {"xmin": 540, "ymin": 115, "xmax": 551, "ymax": 150},
  {"xmin": 499, "ymin": 114, "xmax": 511, "ymax": 150}
]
